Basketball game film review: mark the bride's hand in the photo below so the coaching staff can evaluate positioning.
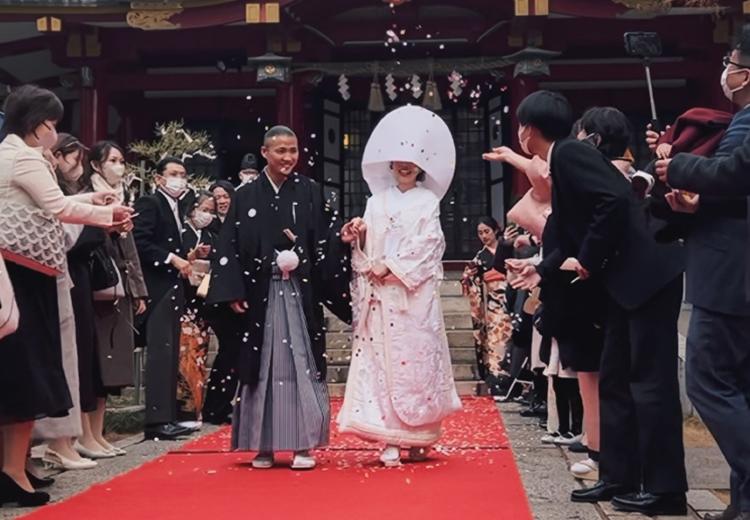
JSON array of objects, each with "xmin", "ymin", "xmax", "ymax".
[{"xmin": 341, "ymin": 221, "xmax": 358, "ymax": 244}]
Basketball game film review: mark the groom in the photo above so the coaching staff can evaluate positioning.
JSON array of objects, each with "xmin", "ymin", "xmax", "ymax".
[{"xmin": 208, "ymin": 126, "xmax": 352, "ymax": 469}]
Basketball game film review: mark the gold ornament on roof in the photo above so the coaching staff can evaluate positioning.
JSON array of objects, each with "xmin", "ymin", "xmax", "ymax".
[
  {"xmin": 613, "ymin": 0, "xmax": 719, "ymax": 9},
  {"xmin": 127, "ymin": 2, "xmax": 183, "ymax": 30}
]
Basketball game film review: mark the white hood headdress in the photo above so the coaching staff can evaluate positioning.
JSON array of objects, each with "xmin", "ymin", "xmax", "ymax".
[{"xmin": 361, "ymin": 105, "xmax": 456, "ymax": 200}]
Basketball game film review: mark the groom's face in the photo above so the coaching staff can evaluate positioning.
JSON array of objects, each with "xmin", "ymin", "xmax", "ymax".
[{"xmin": 262, "ymin": 135, "xmax": 299, "ymax": 178}]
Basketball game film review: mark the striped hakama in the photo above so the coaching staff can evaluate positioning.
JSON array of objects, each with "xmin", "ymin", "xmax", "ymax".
[{"xmin": 231, "ymin": 266, "xmax": 330, "ymax": 452}]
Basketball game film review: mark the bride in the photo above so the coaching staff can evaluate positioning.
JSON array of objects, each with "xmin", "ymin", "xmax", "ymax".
[{"xmin": 337, "ymin": 105, "xmax": 462, "ymax": 467}]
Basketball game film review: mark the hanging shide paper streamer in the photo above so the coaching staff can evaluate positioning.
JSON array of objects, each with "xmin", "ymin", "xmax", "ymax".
[
  {"xmin": 338, "ymin": 74, "xmax": 351, "ymax": 101},
  {"xmin": 410, "ymin": 74, "xmax": 423, "ymax": 99},
  {"xmin": 385, "ymin": 73, "xmax": 397, "ymax": 101}
]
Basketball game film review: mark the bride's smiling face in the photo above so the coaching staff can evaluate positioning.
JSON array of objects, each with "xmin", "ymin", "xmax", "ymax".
[{"xmin": 390, "ymin": 161, "xmax": 421, "ymax": 187}]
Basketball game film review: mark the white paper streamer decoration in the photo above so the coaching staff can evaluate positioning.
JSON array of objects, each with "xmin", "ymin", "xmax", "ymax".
[{"xmin": 361, "ymin": 105, "xmax": 456, "ymax": 200}]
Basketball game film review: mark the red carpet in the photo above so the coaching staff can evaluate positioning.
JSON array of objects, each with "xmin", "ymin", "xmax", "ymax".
[{"xmin": 21, "ymin": 398, "xmax": 532, "ymax": 520}]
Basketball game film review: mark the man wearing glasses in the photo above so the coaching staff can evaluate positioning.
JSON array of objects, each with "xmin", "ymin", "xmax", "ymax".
[{"xmin": 656, "ymin": 27, "xmax": 750, "ymax": 520}]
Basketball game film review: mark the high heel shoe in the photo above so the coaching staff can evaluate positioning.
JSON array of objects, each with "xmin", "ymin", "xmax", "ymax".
[
  {"xmin": 26, "ymin": 470, "xmax": 54, "ymax": 489},
  {"xmin": 42, "ymin": 449, "xmax": 97, "ymax": 471},
  {"xmin": 107, "ymin": 446, "xmax": 127, "ymax": 457},
  {"xmin": 0, "ymin": 472, "xmax": 50, "ymax": 507}
]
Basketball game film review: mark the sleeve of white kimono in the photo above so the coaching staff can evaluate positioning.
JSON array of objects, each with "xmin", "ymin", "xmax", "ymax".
[
  {"xmin": 383, "ymin": 200, "xmax": 445, "ymax": 291},
  {"xmin": 351, "ymin": 200, "xmax": 373, "ymax": 274}
]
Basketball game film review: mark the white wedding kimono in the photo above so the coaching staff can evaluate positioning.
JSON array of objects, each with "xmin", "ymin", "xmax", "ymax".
[{"xmin": 337, "ymin": 185, "xmax": 461, "ymax": 447}]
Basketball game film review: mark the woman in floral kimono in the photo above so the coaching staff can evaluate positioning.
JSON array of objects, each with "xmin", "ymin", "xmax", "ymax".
[
  {"xmin": 338, "ymin": 106, "xmax": 462, "ymax": 467},
  {"xmin": 461, "ymin": 217, "xmax": 513, "ymax": 390}
]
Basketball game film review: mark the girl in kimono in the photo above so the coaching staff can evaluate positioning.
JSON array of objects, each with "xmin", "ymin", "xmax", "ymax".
[
  {"xmin": 461, "ymin": 217, "xmax": 513, "ymax": 390},
  {"xmin": 337, "ymin": 106, "xmax": 462, "ymax": 467}
]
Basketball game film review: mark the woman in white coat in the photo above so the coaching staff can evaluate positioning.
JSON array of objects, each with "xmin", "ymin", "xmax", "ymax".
[
  {"xmin": 337, "ymin": 106, "xmax": 462, "ymax": 467},
  {"xmin": 0, "ymin": 85, "xmax": 131, "ymax": 507}
]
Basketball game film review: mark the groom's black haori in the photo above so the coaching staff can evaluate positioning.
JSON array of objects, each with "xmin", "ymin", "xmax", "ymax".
[{"xmin": 207, "ymin": 170, "xmax": 352, "ymax": 387}]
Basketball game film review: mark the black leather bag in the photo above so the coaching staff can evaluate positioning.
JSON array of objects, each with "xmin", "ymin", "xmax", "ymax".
[{"xmin": 90, "ymin": 246, "xmax": 119, "ymax": 291}]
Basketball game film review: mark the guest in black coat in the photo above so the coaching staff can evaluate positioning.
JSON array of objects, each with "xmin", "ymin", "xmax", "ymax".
[
  {"xmin": 133, "ymin": 157, "xmax": 193, "ymax": 440},
  {"xmin": 511, "ymin": 91, "xmax": 687, "ymax": 516},
  {"xmin": 201, "ymin": 180, "xmax": 243, "ymax": 425}
]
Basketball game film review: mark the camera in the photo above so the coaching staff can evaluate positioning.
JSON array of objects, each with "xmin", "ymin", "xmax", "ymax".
[{"xmin": 624, "ymin": 32, "xmax": 663, "ymax": 59}]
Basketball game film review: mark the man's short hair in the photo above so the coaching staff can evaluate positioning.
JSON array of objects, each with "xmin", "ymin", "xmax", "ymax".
[
  {"xmin": 263, "ymin": 125, "xmax": 297, "ymax": 146},
  {"xmin": 735, "ymin": 24, "xmax": 750, "ymax": 60},
  {"xmin": 155, "ymin": 156, "xmax": 185, "ymax": 175},
  {"xmin": 580, "ymin": 106, "xmax": 632, "ymax": 159},
  {"xmin": 517, "ymin": 91, "xmax": 573, "ymax": 142}
]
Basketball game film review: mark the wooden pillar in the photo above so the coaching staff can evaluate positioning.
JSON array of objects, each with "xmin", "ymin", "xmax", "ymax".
[
  {"xmin": 509, "ymin": 74, "xmax": 538, "ymax": 198},
  {"xmin": 79, "ymin": 66, "xmax": 108, "ymax": 145}
]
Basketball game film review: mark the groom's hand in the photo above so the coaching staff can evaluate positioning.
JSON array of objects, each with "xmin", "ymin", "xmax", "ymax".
[{"xmin": 230, "ymin": 301, "xmax": 249, "ymax": 314}]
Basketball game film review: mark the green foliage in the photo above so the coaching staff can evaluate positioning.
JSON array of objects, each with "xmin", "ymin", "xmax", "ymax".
[{"xmin": 126, "ymin": 120, "xmax": 216, "ymax": 190}]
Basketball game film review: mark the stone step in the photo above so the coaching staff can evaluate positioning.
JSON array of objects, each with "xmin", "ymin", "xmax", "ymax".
[
  {"xmin": 326, "ymin": 346, "xmax": 476, "ymax": 365},
  {"xmin": 324, "ymin": 363, "xmax": 479, "ymax": 384},
  {"xmin": 440, "ymin": 280, "xmax": 464, "ymax": 297},
  {"xmin": 111, "ymin": 387, "xmax": 143, "ymax": 407},
  {"xmin": 104, "ymin": 405, "xmax": 145, "ymax": 434},
  {"xmin": 327, "ymin": 379, "xmax": 486, "ymax": 398},
  {"xmin": 325, "ymin": 329, "xmax": 474, "ymax": 350},
  {"xmin": 440, "ymin": 296, "xmax": 471, "ymax": 313},
  {"xmin": 454, "ymin": 380, "xmax": 489, "ymax": 396},
  {"xmin": 326, "ymin": 312, "xmax": 472, "ymax": 333}
]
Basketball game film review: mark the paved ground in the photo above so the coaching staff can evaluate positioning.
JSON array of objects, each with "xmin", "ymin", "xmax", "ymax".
[{"xmin": 500, "ymin": 400, "xmax": 731, "ymax": 520}]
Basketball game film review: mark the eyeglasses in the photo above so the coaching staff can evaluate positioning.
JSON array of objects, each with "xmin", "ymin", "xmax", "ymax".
[{"xmin": 723, "ymin": 55, "xmax": 749, "ymax": 69}]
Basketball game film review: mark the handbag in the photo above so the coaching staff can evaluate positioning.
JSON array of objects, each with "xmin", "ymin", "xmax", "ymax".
[
  {"xmin": 0, "ymin": 200, "xmax": 65, "ymax": 277},
  {"xmin": 0, "ymin": 252, "xmax": 20, "ymax": 339},
  {"xmin": 90, "ymin": 247, "xmax": 125, "ymax": 300}
]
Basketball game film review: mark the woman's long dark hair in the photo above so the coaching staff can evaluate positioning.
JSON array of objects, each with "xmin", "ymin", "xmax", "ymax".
[
  {"xmin": 85, "ymin": 140, "xmax": 125, "ymax": 185},
  {"xmin": 53, "ymin": 133, "xmax": 86, "ymax": 195},
  {"xmin": 477, "ymin": 216, "xmax": 502, "ymax": 238}
]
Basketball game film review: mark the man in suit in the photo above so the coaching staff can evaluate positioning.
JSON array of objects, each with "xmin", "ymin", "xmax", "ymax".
[
  {"xmin": 512, "ymin": 91, "xmax": 687, "ymax": 516},
  {"xmin": 655, "ymin": 30, "xmax": 750, "ymax": 520},
  {"xmin": 133, "ymin": 157, "xmax": 194, "ymax": 440}
]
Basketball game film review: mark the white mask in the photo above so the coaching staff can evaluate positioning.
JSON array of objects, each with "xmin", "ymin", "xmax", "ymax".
[
  {"xmin": 721, "ymin": 67, "xmax": 750, "ymax": 102},
  {"xmin": 162, "ymin": 177, "xmax": 187, "ymax": 198},
  {"xmin": 191, "ymin": 210, "xmax": 214, "ymax": 229},
  {"xmin": 518, "ymin": 125, "xmax": 532, "ymax": 155},
  {"xmin": 102, "ymin": 162, "xmax": 126, "ymax": 186}
]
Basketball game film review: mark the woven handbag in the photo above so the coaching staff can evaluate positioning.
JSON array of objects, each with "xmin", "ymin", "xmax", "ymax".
[{"xmin": 0, "ymin": 200, "xmax": 65, "ymax": 277}]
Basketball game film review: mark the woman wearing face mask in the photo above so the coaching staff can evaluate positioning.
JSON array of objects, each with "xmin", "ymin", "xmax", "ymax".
[
  {"xmin": 175, "ymin": 192, "xmax": 217, "ymax": 427},
  {"xmin": 79, "ymin": 141, "xmax": 149, "ymax": 458},
  {"xmin": 0, "ymin": 86, "xmax": 132, "ymax": 506},
  {"xmin": 32, "ymin": 134, "xmax": 103, "ymax": 472}
]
